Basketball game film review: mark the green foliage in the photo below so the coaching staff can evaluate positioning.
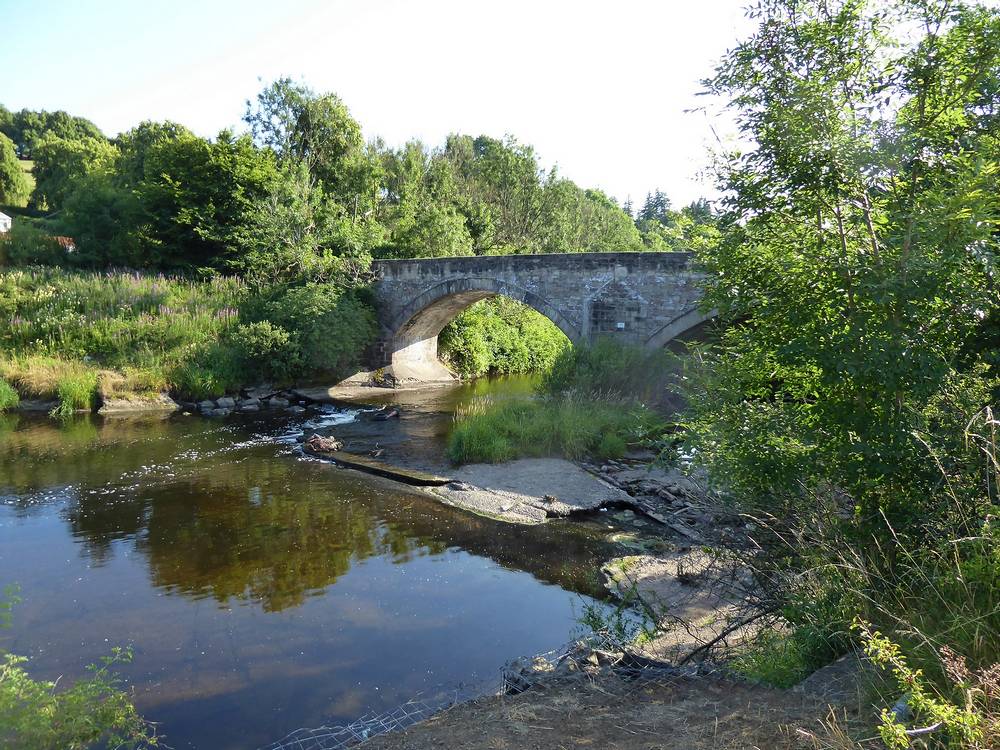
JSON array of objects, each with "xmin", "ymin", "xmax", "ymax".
[
  {"xmin": 0, "ymin": 223, "xmax": 66, "ymax": 267},
  {"xmin": 690, "ymin": 0, "xmax": 1000, "ymax": 528},
  {"xmin": 30, "ymin": 133, "xmax": 117, "ymax": 212},
  {"xmin": 0, "ymin": 641, "xmax": 156, "ymax": 750},
  {"xmin": 0, "ymin": 106, "xmax": 104, "ymax": 159},
  {"xmin": 539, "ymin": 181, "xmax": 643, "ymax": 253},
  {"xmin": 59, "ymin": 174, "xmax": 145, "ymax": 267},
  {"xmin": 730, "ymin": 630, "xmax": 824, "ymax": 689},
  {"xmin": 245, "ymin": 77, "xmax": 363, "ymax": 199},
  {"xmin": 682, "ymin": 5, "xmax": 1000, "ymax": 740},
  {"xmin": 0, "ymin": 133, "xmax": 30, "ymax": 206},
  {"xmin": 228, "ymin": 321, "xmax": 300, "ymax": 383},
  {"xmin": 447, "ymin": 395, "xmax": 664, "ymax": 464},
  {"xmin": 49, "ymin": 369, "xmax": 98, "ymax": 419},
  {"xmin": 137, "ymin": 130, "xmax": 279, "ymax": 269},
  {"xmin": 439, "ymin": 297, "xmax": 570, "ymax": 378},
  {"xmin": 0, "ymin": 380, "xmax": 18, "ymax": 411},
  {"xmin": 242, "ymin": 283, "xmax": 376, "ymax": 379},
  {"xmin": 858, "ymin": 622, "xmax": 989, "ymax": 749},
  {"xmin": 541, "ymin": 338, "xmax": 680, "ymax": 406},
  {"xmin": 113, "ymin": 120, "xmax": 192, "ymax": 188}
]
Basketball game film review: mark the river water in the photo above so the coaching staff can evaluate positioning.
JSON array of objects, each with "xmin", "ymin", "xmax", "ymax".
[{"xmin": 0, "ymin": 379, "xmax": 620, "ymax": 749}]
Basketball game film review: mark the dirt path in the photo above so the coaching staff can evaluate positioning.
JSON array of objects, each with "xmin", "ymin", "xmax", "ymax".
[{"xmin": 362, "ymin": 671, "xmax": 850, "ymax": 750}]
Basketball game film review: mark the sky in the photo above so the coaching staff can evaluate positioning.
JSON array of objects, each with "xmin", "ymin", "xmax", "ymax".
[{"xmin": 0, "ymin": 0, "xmax": 752, "ymax": 207}]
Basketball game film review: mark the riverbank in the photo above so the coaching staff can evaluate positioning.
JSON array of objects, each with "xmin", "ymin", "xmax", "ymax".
[{"xmin": 281, "ymin": 386, "xmax": 873, "ymax": 749}]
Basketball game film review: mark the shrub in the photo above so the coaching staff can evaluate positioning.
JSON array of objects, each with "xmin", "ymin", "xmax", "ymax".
[
  {"xmin": 541, "ymin": 338, "xmax": 681, "ymax": 408},
  {"xmin": 0, "ymin": 224, "xmax": 66, "ymax": 268},
  {"xmin": 228, "ymin": 321, "xmax": 300, "ymax": 383},
  {"xmin": 597, "ymin": 432, "xmax": 627, "ymax": 460},
  {"xmin": 0, "ymin": 380, "xmax": 18, "ymax": 412},
  {"xmin": 0, "ymin": 590, "xmax": 157, "ymax": 749},
  {"xmin": 167, "ymin": 345, "xmax": 242, "ymax": 400},
  {"xmin": 439, "ymin": 297, "xmax": 570, "ymax": 378},
  {"xmin": 243, "ymin": 283, "xmax": 376, "ymax": 380}
]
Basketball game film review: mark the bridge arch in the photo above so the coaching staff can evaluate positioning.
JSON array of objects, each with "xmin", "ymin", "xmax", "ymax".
[
  {"xmin": 386, "ymin": 277, "xmax": 579, "ymax": 381},
  {"xmin": 644, "ymin": 307, "xmax": 718, "ymax": 350}
]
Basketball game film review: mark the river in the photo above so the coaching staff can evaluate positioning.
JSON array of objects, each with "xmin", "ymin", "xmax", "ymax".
[{"xmin": 0, "ymin": 378, "xmax": 621, "ymax": 749}]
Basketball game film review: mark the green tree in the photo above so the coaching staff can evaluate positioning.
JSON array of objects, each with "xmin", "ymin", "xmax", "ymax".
[
  {"xmin": 0, "ymin": 109, "xmax": 104, "ymax": 159},
  {"xmin": 691, "ymin": 0, "xmax": 1000, "ymax": 533},
  {"xmin": 113, "ymin": 120, "xmax": 192, "ymax": 187},
  {"xmin": 539, "ymin": 180, "xmax": 643, "ymax": 252},
  {"xmin": 0, "ymin": 133, "xmax": 29, "ymax": 205},
  {"xmin": 59, "ymin": 174, "xmax": 146, "ymax": 267},
  {"xmin": 244, "ymin": 78, "xmax": 363, "ymax": 198},
  {"xmin": 138, "ymin": 130, "xmax": 279, "ymax": 268},
  {"xmin": 30, "ymin": 134, "xmax": 117, "ymax": 211}
]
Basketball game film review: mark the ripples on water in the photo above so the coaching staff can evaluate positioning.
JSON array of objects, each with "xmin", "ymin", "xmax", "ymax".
[{"xmin": 0, "ymin": 383, "xmax": 618, "ymax": 749}]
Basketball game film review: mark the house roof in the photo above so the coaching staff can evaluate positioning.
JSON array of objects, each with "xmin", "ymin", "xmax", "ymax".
[{"xmin": 0, "ymin": 211, "xmax": 11, "ymax": 221}]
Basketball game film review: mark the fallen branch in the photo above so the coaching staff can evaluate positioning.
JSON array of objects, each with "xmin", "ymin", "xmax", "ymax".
[{"xmin": 677, "ymin": 606, "xmax": 778, "ymax": 665}]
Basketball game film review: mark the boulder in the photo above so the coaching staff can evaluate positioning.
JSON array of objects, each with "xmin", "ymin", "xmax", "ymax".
[
  {"xmin": 267, "ymin": 397, "xmax": 290, "ymax": 409},
  {"xmin": 216, "ymin": 396, "xmax": 236, "ymax": 409},
  {"xmin": 239, "ymin": 404, "xmax": 260, "ymax": 413},
  {"xmin": 209, "ymin": 408, "xmax": 231, "ymax": 417},
  {"xmin": 239, "ymin": 397, "xmax": 260, "ymax": 408},
  {"xmin": 198, "ymin": 400, "xmax": 216, "ymax": 413},
  {"xmin": 98, "ymin": 393, "xmax": 180, "ymax": 415}
]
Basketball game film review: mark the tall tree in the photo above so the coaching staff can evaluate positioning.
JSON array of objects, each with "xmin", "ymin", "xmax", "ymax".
[
  {"xmin": 114, "ymin": 120, "xmax": 192, "ymax": 187},
  {"xmin": 30, "ymin": 134, "xmax": 117, "ymax": 211},
  {"xmin": 0, "ymin": 132, "xmax": 30, "ymax": 205},
  {"xmin": 138, "ymin": 130, "xmax": 279, "ymax": 268},
  {"xmin": 691, "ymin": 0, "xmax": 1000, "ymax": 530},
  {"xmin": 244, "ymin": 78, "xmax": 363, "ymax": 198}
]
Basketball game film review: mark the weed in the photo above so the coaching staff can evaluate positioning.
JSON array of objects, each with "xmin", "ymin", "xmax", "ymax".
[{"xmin": 0, "ymin": 380, "xmax": 17, "ymax": 412}]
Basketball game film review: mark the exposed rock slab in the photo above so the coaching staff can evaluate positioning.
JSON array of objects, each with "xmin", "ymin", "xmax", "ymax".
[
  {"xmin": 97, "ymin": 393, "xmax": 180, "ymax": 415},
  {"xmin": 303, "ymin": 445, "xmax": 452, "ymax": 486},
  {"xmin": 603, "ymin": 550, "xmax": 754, "ymax": 663},
  {"xmin": 429, "ymin": 458, "xmax": 633, "ymax": 524}
]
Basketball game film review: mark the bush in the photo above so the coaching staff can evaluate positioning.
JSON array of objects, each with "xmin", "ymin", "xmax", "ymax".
[
  {"xmin": 0, "ymin": 380, "xmax": 18, "ymax": 412},
  {"xmin": 1, "ymin": 589, "xmax": 157, "ymax": 749},
  {"xmin": 541, "ymin": 338, "xmax": 681, "ymax": 407},
  {"xmin": 227, "ymin": 321, "xmax": 300, "ymax": 383},
  {"xmin": 0, "ymin": 224, "xmax": 66, "ymax": 268},
  {"xmin": 439, "ymin": 297, "xmax": 570, "ymax": 378},
  {"xmin": 50, "ymin": 370, "xmax": 98, "ymax": 419},
  {"xmin": 242, "ymin": 283, "xmax": 375, "ymax": 380}
]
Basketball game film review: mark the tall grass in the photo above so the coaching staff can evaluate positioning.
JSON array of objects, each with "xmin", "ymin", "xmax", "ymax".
[
  {"xmin": 447, "ymin": 394, "xmax": 664, "ymax": 464},
  {"xmin": 0, "ymin": 267, "xmax": 247, "ymax": 403},
  {"xmin": 0, "ymin": 380, "xmax": 17, "ymax": 411},
  {"xmin": 0, "ymin": 268, "xmax": 244, "ymax": 366}
]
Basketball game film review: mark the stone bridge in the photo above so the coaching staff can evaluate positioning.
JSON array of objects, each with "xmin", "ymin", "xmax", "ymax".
[{"xmin": 370, "ymin": 252, "xmax": 710, "ymax": 381}]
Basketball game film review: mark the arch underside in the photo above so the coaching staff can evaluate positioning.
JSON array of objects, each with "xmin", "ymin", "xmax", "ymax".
[{"xmin": 643, "ymin": 307, "xmax": 718, "ymax": 350}]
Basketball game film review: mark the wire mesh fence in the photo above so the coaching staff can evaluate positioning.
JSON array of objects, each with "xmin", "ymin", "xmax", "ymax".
[{"xmin": 259, "ymin": 634, "xmax": 700, "ymax": 750}]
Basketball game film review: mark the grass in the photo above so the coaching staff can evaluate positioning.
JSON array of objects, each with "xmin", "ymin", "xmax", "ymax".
[
  {"xmin": 50, "ymin": 370, "xmax": 98, "ymax": 419},
  {"xmin": 0, "ymin": 267, "xmax": 247, "ymax": 406},
  {"xmin": 0, "ymin": 379, "xmax": 17, "ymax": 411},
  {"xmin": 447, "ymin": 394, "xmax": 666, "ymax": 464}
]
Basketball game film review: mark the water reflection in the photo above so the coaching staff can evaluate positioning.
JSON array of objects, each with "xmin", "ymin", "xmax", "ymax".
[{"xmin": 0, "ymin": 391, "xmax": 616, "ymax": 749}]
